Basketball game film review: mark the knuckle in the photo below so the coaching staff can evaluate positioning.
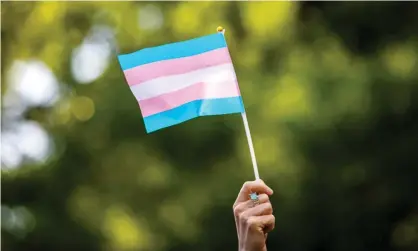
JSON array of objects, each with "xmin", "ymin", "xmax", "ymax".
[
  {"xmin": 265, "ymin": 203, "xmax": 273, "ymax": 213},
  {"xmin": 233, "ymin": 206, "xmax": 241, "ymax": 216},
  {"xmin": 243, "ymin": 181, "xmax": 252, "ymax": 190},
  {"xmin": 239, "ymin": 212, "xmax": 249, "ymax": 223},
  {"xmin": 258, "ymin": 194, "xmax": 269, "ymax": 202},
  {"xmin": 246, "ymin": 216, "xmax": 256, "ymax": 226}
]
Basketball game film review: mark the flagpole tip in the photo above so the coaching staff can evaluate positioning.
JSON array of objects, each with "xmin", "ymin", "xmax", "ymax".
[{"xmin": 217, "ymin": 26, "xmax": 225, "ymax": 33}]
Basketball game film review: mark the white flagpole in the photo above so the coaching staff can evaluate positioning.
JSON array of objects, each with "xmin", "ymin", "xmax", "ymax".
[
  {"xmin": 217, "ymin": 26, "xmax": 260, "ymax": 180},
  {"xmin": 241, "ymin": 112, "xmax": 260, "ymax": 180}
]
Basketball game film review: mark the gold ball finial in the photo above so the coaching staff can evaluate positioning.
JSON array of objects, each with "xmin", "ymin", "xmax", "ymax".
[{"xmin": 217, "ymin": 26, "xmax": 224, "ymax": 32}]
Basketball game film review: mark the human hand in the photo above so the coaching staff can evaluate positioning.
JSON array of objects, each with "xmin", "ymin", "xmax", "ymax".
[{"xmin": 233, "ymin": 180, "xmax": 275, "ymax": 251}]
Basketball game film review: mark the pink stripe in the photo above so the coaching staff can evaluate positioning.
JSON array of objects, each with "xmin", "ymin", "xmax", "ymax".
[
  {"xmin": 139, "ymin": 80, "xmax": 240, "ymax": 117},
  {"xmin": 123, "ymin": 48, "xmax": 232, "ymax": 86}
]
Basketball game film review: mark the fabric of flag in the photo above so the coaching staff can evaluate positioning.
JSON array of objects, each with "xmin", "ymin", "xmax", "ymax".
[{"xmin": 117, "ymin": 33, "xmax": 245, "ymax": 133}]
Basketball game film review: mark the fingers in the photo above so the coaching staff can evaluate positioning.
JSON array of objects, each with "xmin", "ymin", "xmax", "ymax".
[
  {"xmin": 234, "ymin": 194, "xmax": 273, "ymax": 227},
  {"xmin": 233, "ymin": 193, "xmax": 270, "ymax": 216},
  {"xmin": 233, "ymin": 180, "xmax": 276, "ymax": 237},
  {"xmin": 248, "ymin": 215, "xmax": 275, "ymax": 233},
  {"xmin": 234, "ymin": 180, "xmax": 274, "ymax": 205},
  {"xmin": 241, "ymin": 202, "xmax": 273, "ymax": 218}
]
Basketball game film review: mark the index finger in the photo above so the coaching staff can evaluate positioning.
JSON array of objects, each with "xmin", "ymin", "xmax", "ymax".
[{"xmin": 234, "ymin": 179, "xmax": 274, "ymax": 205}]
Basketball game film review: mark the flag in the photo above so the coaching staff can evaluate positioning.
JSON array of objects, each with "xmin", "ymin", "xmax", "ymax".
[{"xmin": 117, "ymin": 33, "xmax": 244, "ymax": 133}]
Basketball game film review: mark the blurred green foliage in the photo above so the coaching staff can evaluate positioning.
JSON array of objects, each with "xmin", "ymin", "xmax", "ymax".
[{"xmin": 2, "ymin": 2, "xmax": 418, "ymax": 251}]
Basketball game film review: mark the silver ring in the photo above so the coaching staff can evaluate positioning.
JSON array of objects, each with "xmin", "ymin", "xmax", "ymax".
[{"xmin": 249, "ymin": 192, "xmax": 259, "ymax": 206}]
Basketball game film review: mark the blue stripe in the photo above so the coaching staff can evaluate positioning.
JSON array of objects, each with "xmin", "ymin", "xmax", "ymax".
[
  {"xmin": 118, "ymin": 33, "xmax": 227, "ymax": 70},
  {"xmin": 143, "ymin": 97, "xmax": 244, "ymax": 133}
]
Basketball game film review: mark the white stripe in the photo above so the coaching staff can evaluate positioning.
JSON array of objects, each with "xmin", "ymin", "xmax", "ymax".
[{"xmin": 129, "ymin": 63, "xmax": 237, "ymax": 100}]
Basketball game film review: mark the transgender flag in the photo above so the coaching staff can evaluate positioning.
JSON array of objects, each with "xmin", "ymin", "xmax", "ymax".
[{"xmin": 117, "ymin": 33, "xmax": 245, "ymax": 133}]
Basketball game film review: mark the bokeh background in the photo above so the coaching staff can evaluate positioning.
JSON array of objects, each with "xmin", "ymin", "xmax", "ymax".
[{"xmin": 2, "ymin": 1, "xmax": 418, "ymax": 251}]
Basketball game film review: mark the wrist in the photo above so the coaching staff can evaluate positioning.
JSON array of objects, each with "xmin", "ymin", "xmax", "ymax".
[{"xmin": 239, "ymin": 246, "xmax": 266, "ymax": 251}]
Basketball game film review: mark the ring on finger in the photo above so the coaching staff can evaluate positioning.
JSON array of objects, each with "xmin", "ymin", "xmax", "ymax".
[{"xmin": 249, "ymin": 192, "xmax": 260, "ymax": 206}]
